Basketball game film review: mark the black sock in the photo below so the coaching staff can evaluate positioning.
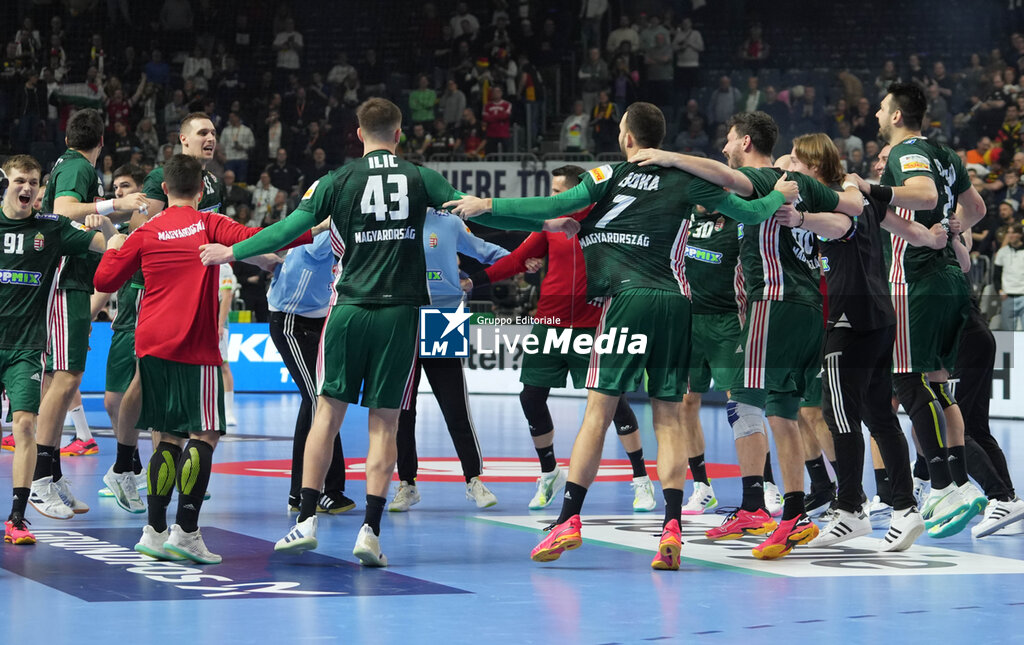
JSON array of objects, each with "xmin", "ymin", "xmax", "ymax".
[
  {"xmin": 535, "ymin": 444, "xmax": 557, "ymax": 473},
  {"xmin": 364, "ymin": 494, "xmax": 386, "ymax": 535},
  {"xmin": 913, "ymin": 454, "xmax": 930, "ymax": 480},
  {"xmin": 114, "ymin": 442, "xmax": 136, "ymax": 474},
  {"xmin": 688, "ymin": 454, "xmax": 709, "ymax": 485},
  {"xmin": 947, "ymin": 445, "xmax": 969, "ymax": 487},
  {"xmin": 33, "ymin": 444, "xmax": 56, "ymax": 481},
  {"xmin": 556, "ymin": 481, "xmax": 588, "ymax": 524},
  {"xmin": 175, "ymin": 440, "xmax": 214, "ymax": 533},
  {"xmin": 133, "ymin": 448, "xmax": 143, "ymax": 474},
  {"xmin": 782, "ymin": 491, "xmax": 806, "ymax": 521},
  {"xmin": 763, "ymin": 454, "xmax": 776, "ymax": 484},
  {"xmin": 146, "ymin": 442, "xmax": 181, "ymax": 533},
  {"xmin": 741, "ymin": 476, "xmax": 765, "ymax": 512},
  {"xmin": 806, "ymin": 456, "xmax": 831, "ymax": 491},
  {"xmin": 874, "ymin": 468, "xmax": 893, "ymax": 505},
  {"xmin": 51, "ymin": 450, "xmax": 63, "ymax": 481},
  {"xmin": 626, "ymin": 448, "xmax": 646, "ymax": 479},
  {"xmin": 10, "ymin": 487, "xmax": 29, "ymax": 519},
  {"xmin": 905, "ymin": 398, "xmax": 952, "ymax": 489},
  {"xmin": 663, "ymin": 488, "xmax": 683, "ymax": 528},
  {"xmin": 299, "ymin": 487, "xmax": 319, "ymax": 522}
]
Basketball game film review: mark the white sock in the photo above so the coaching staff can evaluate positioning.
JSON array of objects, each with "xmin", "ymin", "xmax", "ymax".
[
  {"xmin": 225, "ymin": 391, "xmax": 235, "ymax": 421},
  {"xmin": 1, "ymin": 394, "xmax": 8, "ymax": 428},
  {"xmin": 69, "ymin": 405, "xmax": 92, "ymax": 441}
]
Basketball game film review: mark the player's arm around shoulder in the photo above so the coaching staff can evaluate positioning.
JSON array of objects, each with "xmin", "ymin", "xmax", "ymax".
[{"xmin": 631, "ymin": 149, "xmax": 755, "ymax": 196}]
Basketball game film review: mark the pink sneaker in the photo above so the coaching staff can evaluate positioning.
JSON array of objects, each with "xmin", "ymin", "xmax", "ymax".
[
  {"xmin": 1, "ymin": 435, "xmax": 15, "ymax": 452},
  {"xmin": 5, "ymin": 518, "xmax": 35, "ymax": 545},
  {"xmin": 651, "ymin": 519, "xmax": 682, "ymax": 570},
  {"xmin": 60, "ymin": 438, "xmax": 99, "ymax": 456},
  {"xmin": 530, "ymin": 515, "xmax": 582, "ymax": 562}
]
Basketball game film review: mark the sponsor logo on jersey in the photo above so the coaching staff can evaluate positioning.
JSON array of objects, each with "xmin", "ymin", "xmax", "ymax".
[
  {"xmin": 685, "ymin": 245, "xmax": 723, "ymax": 264},
  {"xmin": 70, "ymin": 221, "xmax": 88, "ymax": 231},
  {"xmin": 199, "ymin": 203, "xmax": 221, "ymax": 214},
  {"xmin": 33, "ymin": 233, "xmax": 45, "ymax": 251},
  {"xmin": 35, "ymin": 213, "xmax": 58, "ymax": 221},
  {"xmin": 588, "ymin": 165, "xmax": 613, "ymax": 184},
  {"xmin": 302, "ymin": 179, "xmax": 320, "ymax": 201},
  {"xmin": 0, "ymin": 270, "xmax": 42, "ymax": 286},
  {"xmin": 429, "ymin": 232, "xmax": 439, "ymax": 248},
  {"xmin": 426, "ymin": 270, "xmax": 443, "ymax": 281},
  {"xmin": 420, "ymin": 305, "xmax": 471, "ymax": 358},
  {"xmin": 821, "ymin": 256, "xmax": 831, "ymax": 272},
  {"xmin": 900, "ymin": 153, "xmax": 931, "ymax": 173}
]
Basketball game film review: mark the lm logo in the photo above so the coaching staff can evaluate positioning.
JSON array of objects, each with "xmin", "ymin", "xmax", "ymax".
[{"xmin": 419, "ymin": 306, "xmax": 471, "ymax": 358}]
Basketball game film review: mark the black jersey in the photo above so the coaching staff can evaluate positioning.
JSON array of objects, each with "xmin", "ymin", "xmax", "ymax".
[{"xmin": 818, "ymin": 193, "xmax": 896, "ymax": 331}]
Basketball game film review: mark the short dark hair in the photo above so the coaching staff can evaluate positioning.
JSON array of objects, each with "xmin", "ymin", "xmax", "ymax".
[
  {"xmin": 551, "ymin": 165, "xmax": 587, "ymax": 187},
  {"xmin": 113, "ymin": 163, "xmax": 146, "ymax": 187},
  {"xmin": 180, "ymin": 112, "xmax": 214, "ymax": 135},
  {"xmin": 886, "ymin": 82, "xmax": 927, "ymax": 130},
  {"xmin": 66, "ymin": 109, "xmax": 105, "ymax": 150},
  {"xmin": 623, "ymin": 102, "xmax": 666, "ymax": 149},
  {"xmin": 356, "ymin": 98, "xmax": 403, "ymax": 140},
  {"xmin": 727, "ymin": 111, "xmax": 779, "ymax": 156},
  {"xmin": 163, "ymin": 154, "xmax": 203, "ymax": 198}
]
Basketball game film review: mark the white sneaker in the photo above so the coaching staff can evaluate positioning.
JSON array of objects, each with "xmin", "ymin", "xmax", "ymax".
[
  {"xmin": 137, "ymin": 467, "xmax": 148, "ymax": 491},
  {"xmin": 528, "ymin": 467, "xmax": 567, "ymax": 510},
  {"xmin": 466, "ymin": 477, "xmax": 498, "ymax": 508},
  {"xmin": 275, "ymin": 515, "xmax": 318, "ymax": 553},
  {"xmin": 880, "ymin": 506, "xmax": 926, "ymax": 552},
  {"xmin": 764, "ymin": 481, "xmax": 783, "ymax": 517},
  {"xmin": 352, "ymin": 524, "xmax": 388, "ymax": 567},
  {"xmin": 164, "ymin": 524, "xmax": 222, "ymax": 564},
  {"xmin": 631, "ymin": 475, "xmax": 656, "ymax": 512},
  {"xmin": 134, "ymin": 525, "xmax": 184, "ymax": 560},
  {"xmin": 102, "ymin": 466, "xmax": 146, "ymax": 514},
  {"xmin": 29, "ymin": 476, "xmax": 74, "ymax": 520},
  {"xmin": 997, "ymin": 518, "xmax": 1024, "ymax": 535},
  {"xmin": 913, "ymin": 476, "xmax": 931, "ymax": 508},
  {"xmin": 973, "ymin": 497, "xmax": 1024, "ymax": 538},
  {"xmin": 682, "ymin": 481, "xmax": 718, "ymax": 515},
  {"xmin": 226, "ymin": 413, "xmax": 238, "ymax": 427},
  {"xmin": 810, "ymin": 507, "xmax": 872, "ymax": 547},
  {"xmin": 958, "ymin": 482, "xmax": 989, "ymax": 516},
  {"xmin": 924, "ymin": 485, "xmax": 976, "ymax": 538},
  {"xmin": 867, "ymin": 495, "xmax": 893, "ymax": 529},
  {"xmin": 53, "ymin": 477, "xmax": 89, "ymax": 514},
  {"xmin": 388, "ymin": 482, "xmax": 421, "ymax": 512}
]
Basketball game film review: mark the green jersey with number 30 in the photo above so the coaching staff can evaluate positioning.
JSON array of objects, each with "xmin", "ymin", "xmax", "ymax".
[
  {"xmin": 41, "ymin": 149, "xmax": 103, "ymax": 292},
  {"xmin": 881, "ymin": 136, "xmax": 969, "ymax": 283},
  {"xmin": 686, "ymin": 207, "xmax": 744, "ymax": 315}
]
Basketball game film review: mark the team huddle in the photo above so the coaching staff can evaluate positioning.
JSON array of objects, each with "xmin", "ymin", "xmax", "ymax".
[{"xmin": 0, "ymin": 82, "xmax": 1017, "ymax": 570}]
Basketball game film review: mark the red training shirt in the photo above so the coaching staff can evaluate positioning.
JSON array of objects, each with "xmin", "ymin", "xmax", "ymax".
[{"xmin": 94, "ymin": 205, "xmax": 312, "ymax": 366}]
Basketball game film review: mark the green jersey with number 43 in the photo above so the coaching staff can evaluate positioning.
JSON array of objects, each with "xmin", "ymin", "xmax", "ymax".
[
  {"xmin": 686, "ymin": 207, "xmax": 744, "ymax": 315},
  {"xmin": 41, "ymin": 149, "xmax": 103, "ymax": 293},
  {"xmin": 881, "ymin": 136, "xmax": 969, "ymax": 283},
  {"xmin": 0, "ymin": 212, "xmax": 96, "ymax": 350},
  {"xmin": 736, "ymin": 167, "xmax": 838, "ymax": 309}
]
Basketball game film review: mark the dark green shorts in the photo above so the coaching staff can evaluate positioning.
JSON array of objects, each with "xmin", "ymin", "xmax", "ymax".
[
  {"xmin": 0, "ymin": 348, "xmax": 45, "ymax": 414},
  {"xmin": 733, "ymin": 300, "xmax": 824, "ymax": 420},
  {"xmin": 688, "ymin": 312, "xmax": 744, "ymax": 394},
  {"xmin": 800, "ymin": 370, "xmax": 823, "ymax": 408},
  {"xmin": 892, "ymin": 266, "xmax": 970, "ymax": 374},
  {"xmin": 105, "ymin": 330, "xmax": 136, "ymax": 393},
  {"xmin": 46, "ymin": 288, "xmax": 91, "ymax": 373},
  {"xmin": 138, "ymin": 355, "xmax": 225, "ymax": 437},
  {"xmin": 520, "ymin": 324, "xmax": 592, "ymax": 389},
  {"xmin": 317, "ymin": 304, "xmax": 418, "ymax": 409},
  {"xmin": 588, "ymin": 288, "xmax": 691, "ymax": 401}
]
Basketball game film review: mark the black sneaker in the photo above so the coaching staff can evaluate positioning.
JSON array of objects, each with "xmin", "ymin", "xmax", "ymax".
[
  {"xmin": 805, "ymin": 484, "xmax": 836, "ymax": 517},
  {"xmin": 317, "ymin": 491, "xmax": 356, "ymax": 514}
]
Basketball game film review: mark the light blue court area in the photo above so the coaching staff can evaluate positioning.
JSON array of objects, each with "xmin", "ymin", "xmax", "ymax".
[{"xmin": 3, "ymin": 393, "xmax": 1024, "ymax": 643}]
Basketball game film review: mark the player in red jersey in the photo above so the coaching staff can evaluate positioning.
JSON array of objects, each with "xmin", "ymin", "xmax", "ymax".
[{"xmin": 94, "ymin": 155, "xmax": 312, "ymax": 564}]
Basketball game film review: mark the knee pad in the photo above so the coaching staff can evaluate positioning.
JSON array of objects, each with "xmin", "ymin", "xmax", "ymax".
[
  {"xmin": 613, "ymin": 397, "xmax": 639, "ymax": 436},
  {"xmin": 932, "ymin": 381, "xmax": 956, "ymax": 410},
  {"xmin": 519, "ymin": 385, "xmax": 554, "ymax": 437},
  {"xmin": 893, "ymin": 373, "xmax": 937, "ymax": 417},
  {"xmin": 727, "ymin": 400, "xmax": 766, "ymax": 440}
]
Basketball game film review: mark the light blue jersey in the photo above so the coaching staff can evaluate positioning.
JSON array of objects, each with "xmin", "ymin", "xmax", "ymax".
[
  {"xmin": 425, "ymin": 208, "xmax": 509, "ymax": 308},
  {"xmin": 267, "ymin": 232, "xmax": 336, "ymax": 317}
]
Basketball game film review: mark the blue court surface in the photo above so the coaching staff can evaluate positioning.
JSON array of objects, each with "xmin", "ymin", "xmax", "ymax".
[{"xmin": 3, "ymin": 393, "xmax": 1024, "ymax": 644}]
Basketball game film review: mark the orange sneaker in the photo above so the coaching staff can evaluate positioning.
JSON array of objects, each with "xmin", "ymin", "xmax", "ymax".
[
  {"xmin": 705, "ymin": 508, "xmax": 777, "ymax": 540},
  {"xmin": 651, "ymin": 519, "xmax": 682, "ymax": 570},
  {"xmin": 530, "ymin": 515, "xmax": 582, "ymax": 562},
  {"xmin": 752, "ymin": 513, "xmax": 819, "ymax": 560},
  {"xmin": 60, "ymin": 438, "xmax": 99, "ymax": 456}
]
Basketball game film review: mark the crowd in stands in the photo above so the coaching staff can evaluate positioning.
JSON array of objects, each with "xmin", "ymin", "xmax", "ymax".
[{"xmin": 1, "ymin": 0, "xmax": 1023, "ymax": 329}]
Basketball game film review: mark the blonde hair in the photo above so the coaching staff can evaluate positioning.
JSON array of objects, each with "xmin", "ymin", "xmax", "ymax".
[
  {"xmin": 2, "ymin": 154, "xmax": 42, "ymax": 178},
  {"xmin": 791, "ymin": 133, "xmax": 844, "ymax": 186}
]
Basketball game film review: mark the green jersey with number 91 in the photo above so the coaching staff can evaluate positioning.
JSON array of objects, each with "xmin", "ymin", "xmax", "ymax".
[
  {"xmin": 294, "ymin": 149, "xmax": 462, "ymax": 305},
  {"xmin": 881, "ymin": 136, "xmax": 969, "ymax": 283}
]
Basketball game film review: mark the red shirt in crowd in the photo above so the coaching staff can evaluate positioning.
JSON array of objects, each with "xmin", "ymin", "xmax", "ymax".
[
  {"xmin": 94, "ymin": 206, "xmax": 312, "ymax": 366},
  {"xmin": 482, "ymin": 98, "xmax": 512, "ymax": 140},
  {"xmin": 474, "ymin": 207, "xmax": 600, "ymax": 328}
]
